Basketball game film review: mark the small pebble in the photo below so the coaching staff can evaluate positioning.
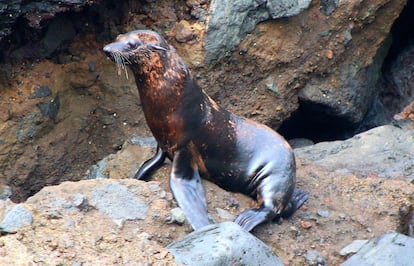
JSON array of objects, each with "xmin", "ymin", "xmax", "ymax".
[
  {"xmin": 300, "ymin": 211, "xmax": 318, "ymax": 221},
  {"xmin": 170, "ymin": 208, "xmax": 186, "ymax": 225},
  {"xmin": 339, "ymin": 239, "xmax": 368, "ymax": 256},
  {"xmin": 304, "ymin": 249, "xmax": 327, "ymax": 266},
  {"xmin": 338, "ymin": 213, "xmax": 347, "ymax": 219},
  {"xmin": 88, "ymin": 61, "xmax": 95, "ymax": 72},
  {"xmin": 215, "ymin": 208, "xmax": 234, "ymax": 220},
  {"xmin": 317, "ymin": 210, "xmax": 330, "ymax": 218},
  {"xmin": 158, "ymin": 190, "xmax": 166, "ymax": 199},
  {"xmin": 71, "ymin": 194, "xmax": 89, "ymax": 211},
  {"xmin": 301, "ymin": 221, "xmax": 313, "ymax": 229},
  {"xmin": 139, "ymin": 232, "xmax": 153, "ymax": 240}
]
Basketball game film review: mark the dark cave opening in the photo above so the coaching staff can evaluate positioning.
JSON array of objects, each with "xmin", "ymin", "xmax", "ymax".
[
  {"xmin": 279, "ymin": 1, "xmax": 414, "ymax": 143},
  {"xmin": 278, "ymin": 102, "xmax": 357, "ymax": 143},
  {"xmin": 382, "ymin": 1, "xmax": 414, "ymax": 67}
]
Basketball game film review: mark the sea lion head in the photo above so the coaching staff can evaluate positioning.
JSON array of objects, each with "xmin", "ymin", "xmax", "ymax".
[{"xmin": 103, "ymin": 30, "xmax": 170, "ymax": 78}]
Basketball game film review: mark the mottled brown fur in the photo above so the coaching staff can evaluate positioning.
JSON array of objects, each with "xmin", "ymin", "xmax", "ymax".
[{"xmin": 103, "ymin": 30, "xmax": 308, "ymax": 231}]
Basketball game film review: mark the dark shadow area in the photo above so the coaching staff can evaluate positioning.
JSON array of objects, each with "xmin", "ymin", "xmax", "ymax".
[
  {"xmin": 0, "ymin": 0, "xmax": 131, "ymax": 63},
  {"xmin": 279, "ymin": 1, "xmax": 414, "ymax": 143},
  {"xmin": 382, "ymin": 1, "xmax": 414, "ymax": 68},
  {"xmin": 278, "ymin": 102, "xmax": 357, "ymax": 142}
]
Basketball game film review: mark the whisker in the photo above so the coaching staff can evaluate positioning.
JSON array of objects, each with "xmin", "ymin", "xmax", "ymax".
[
  {"xmin": 116, "ymin": 55, "xmax": 122, "ymax": 75},
  {"xmin": 119, "ymin": 53, "xmax": 130, "ymax": 80},
  {"xmin": 114, "ymin": 52, "xmax": 125, "ymax": 79},
  {"xmin": 120, "ymin": 53, "xmax": 131, "ymax": 64},
  {"xmin": 109, "ymin": 49, "xmax": 132, "ymax": 80}
]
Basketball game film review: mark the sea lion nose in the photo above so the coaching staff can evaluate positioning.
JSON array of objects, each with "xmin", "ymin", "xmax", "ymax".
[{"xmin": 103, "ymin": 45, "xmax": 113, "ymax": 57}]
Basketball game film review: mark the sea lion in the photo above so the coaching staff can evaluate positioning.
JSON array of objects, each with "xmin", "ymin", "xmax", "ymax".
[{"xmin": 103, "ymin": 30, "xmax": 308, "ymax": 231}]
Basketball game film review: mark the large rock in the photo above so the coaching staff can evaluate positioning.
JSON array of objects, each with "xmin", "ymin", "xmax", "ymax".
[
  {"xmin": 295, "ymin": 1, "xmax": 407, "ymax": 127},
  {"xmin": 204, "ymin": 0, "xmax": 312, "ymax": 63},
  {"xmin": 341, "ymin": 233, "xmax": 414, "ymax": 266},
  {"xmin": 192, "ymin": 0, "xmax": 407, "ymax": 130},
  {"xmin": 0, "ymin": 204, "xmax": 32, "ymax": 233},
  {"xmin": 295, "ymin": 125, "xmax": 414, "ymax": 179},
  {"xmin": 0, "ymin": 179, "xmax": 178, "ymax": 265},
  {"xmin": 299, "ymin": 38, "xmax": 391, "ymax": 125},
  {"xmin": 0, "ymin": 51, "xmax": 144, "ymax": 202},
  {"xmin": 168, "ymin": 222, "xmax": 284, "ymax": 265},
  {"xmin": 90, "ymin": 182, "xmax": 149, "ymax": 226}
]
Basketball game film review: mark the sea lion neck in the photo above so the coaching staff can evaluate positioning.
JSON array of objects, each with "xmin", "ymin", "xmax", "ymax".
[{"xmin": 132, "ymin": 51, "xmax": 188, "ymax": 96}]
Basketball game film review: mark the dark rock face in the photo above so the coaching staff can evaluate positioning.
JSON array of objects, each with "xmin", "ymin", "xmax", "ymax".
[
  {"xmin": 0, "ymin": 0, "xmax": 23, "ymax": 40},
  {"xmin": 278, "ymin": 0, "xmax": 409, "ymax": 141},
  {"xmin": 356, "ymin": 1, "xmax": 414, "ymax": 134},
  {"xmin": 0, "ymin": 0, "xmax": 97, "ymax": 41},
  {"xmin": 0, "ymin": 0, "xmax": 99, "ymax": 62}
]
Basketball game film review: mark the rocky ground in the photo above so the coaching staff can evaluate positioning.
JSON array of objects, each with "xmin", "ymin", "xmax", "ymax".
[{"xmin": 1, "ymin": 126, "xmax": 413, "ymax": 265}]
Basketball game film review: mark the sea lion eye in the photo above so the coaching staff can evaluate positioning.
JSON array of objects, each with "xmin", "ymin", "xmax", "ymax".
[{"xmin": 127, "ymin": 40, "xmax": 139, "ymax": 50}]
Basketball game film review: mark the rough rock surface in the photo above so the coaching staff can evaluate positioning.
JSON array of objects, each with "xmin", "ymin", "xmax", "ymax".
[
  {"xmin": 0, "ymin": 39, "xmax": 145, "ymax": 202},
  {"xmin": 168, "ymin": 222, "xmax": 284, "ymax": 265},
  {"xmin": 295, "ymin": 125, "xmax": 414, "ymax": 179},
  {"xmin": 296, "ymin": 1, "xmax": 407, "ymax": 128},
  {"xmin": 0, "ymin": 179, "xmax": 177, "ymax": 265},
  {"xmin": 341, "ymin": 233, "xmax": 414, "ymax": 266},
  {"xmin": 0, "ymin": 0, "xmax": 98, "ymax": 41},
  {"xmin": 201, "ymin": 0, "xmax": 407, "ymax": 130},
  {"xmin": 0, "ymin": 130, "xmax": 413, "ymax": 264},
  {"xmin": 204, "ymin": 0, "xmax": 312, "ymax": 63},
  {"xmin": 90, "ymin": 182, "xmax": 149, "ymax": 226}
]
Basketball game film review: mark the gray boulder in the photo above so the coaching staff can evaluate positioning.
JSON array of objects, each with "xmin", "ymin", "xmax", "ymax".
[
  {"xmin": 295, "ymin": 125, "xmax": 414, "ymax": 179},
  {"xmin": 90, "ymin": 182, "xmax": 149, "ymax": 226},
  {"xmin": 0, "ymin": 204, "xmax": 33, "ymax": 233},
  {"xmin": 341, "ymin": 233, "xmax": 414, "ymax": 266},
  {"xmin": 168, "ymin": 221, "xmax": 284, "ymax": 265}
]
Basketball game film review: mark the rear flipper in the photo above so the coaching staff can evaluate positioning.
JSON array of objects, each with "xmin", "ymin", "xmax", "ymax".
[
  {"xmin": 234, "ymin": 207, "xmax": 276, "ymax": 232},
  {"xmin": 134, "ymin": 146, "xmax": 167, "ymax": 180},
  {"xmin": 170, "ymin": 150, "xmax": 210, "ymax": 230},
  {"xmin": 234, "ymin": 188, "xmax": 309, "ymax": 232},
  {"xmin": 280, "ymin": 188, "xmax": 309, "ymax": 219}
]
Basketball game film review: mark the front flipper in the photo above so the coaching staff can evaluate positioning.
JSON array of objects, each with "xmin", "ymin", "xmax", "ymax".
[
  {"xmin": 170, "ymin": 150, "xmax": 209, "ymax": 230},
  {"xmin": 134, "ymin": 146, "xmax": 167, "ymax": 180}
]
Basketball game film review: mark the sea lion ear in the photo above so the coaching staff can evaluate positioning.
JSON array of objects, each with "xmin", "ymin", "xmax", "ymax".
[{"xmin": 147, "ymin": 44, "xmax": 167, "ymax": 52}]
